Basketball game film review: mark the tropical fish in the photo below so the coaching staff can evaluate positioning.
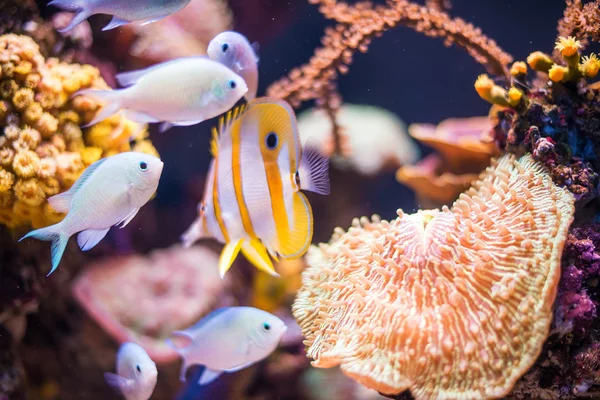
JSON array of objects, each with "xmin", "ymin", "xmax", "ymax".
[
  {"xmin": 207, "ymin": 31, "xmax": 259, "ymax": 101},
  {"xmin": 48, "ymin": 0, "xmax": 191, "ymax": 33},
  {"xmin": 19, "ymin": 152, "xmax": 163, "ymax": 276},
  {"xmin": 166, "ymin": 306, "xmax": 287, "ymax": 386},
  {"xmin": 104, "ymin": 342, "xmax": 158, "ymax": 400},
  {"xmin": 74, "ymin": 56, "xmax": 248, "ymax": 134},
  {"xmin": 180, "ymin": 97, "xmax": 330, "ymax": 277}
]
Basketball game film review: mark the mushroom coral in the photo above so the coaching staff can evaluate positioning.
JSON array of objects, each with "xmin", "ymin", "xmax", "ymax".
[
  {"xmin": 293, "ymin": 153, "xmax": 575, "ymax": 399},
  {"xmin": 0, "ymin": 34, "xmax": 157, "ymax": 229}
]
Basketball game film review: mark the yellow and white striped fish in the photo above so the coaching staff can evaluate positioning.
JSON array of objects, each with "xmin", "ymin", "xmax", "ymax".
[{"xmin": 181, "ymin": 97, "xmax": 330, "ymax": 277}]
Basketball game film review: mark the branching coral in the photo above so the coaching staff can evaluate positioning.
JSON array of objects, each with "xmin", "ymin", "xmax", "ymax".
[
  {"xmin": 0, "ymin": 34, "xmax": 157, "ymax": 229},
  {"xmin": 293, "ymin": 154, "xmax": 575, "ymax": 399},
  {"xmin": 555, "ymin": 0, "xmax": 600, "ymax": 58},
  {"xmin": 266, "ymin": 0, "xmax": 512, "ymax": 155}
]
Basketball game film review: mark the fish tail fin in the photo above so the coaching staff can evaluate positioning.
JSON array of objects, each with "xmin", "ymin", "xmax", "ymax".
[
  {"xmin": 240, "ymin": 239, "xmax": 279, "ymax": 277},
  {"xmin": 74, "ymin": 89, "xmax": 123, "ymax": 127},
  {"xmin": 19, "ymin": 226, "xmax": 69, "ymax": 276},
  {"xmin": 218, "ymin": 240, "xmax": 243, "ymax": 278},
  {"xmin": 49, "ymin": 0, "xmax": 92, "ymax": 33},
  {"xmin": 277, "ymin": 192, "xmax": 314, "ymax": 260},
  {"xmin": 299, "ymin": 139, "xmax": 330, "ymax": 195}
]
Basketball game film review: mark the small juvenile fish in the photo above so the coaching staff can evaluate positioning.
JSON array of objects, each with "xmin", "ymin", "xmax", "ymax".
[
  {"xmin": 208, "ymin": 31, "xmax": 259, "ymax": 101},
  {"xmin": 167, "ymin": 306, "xmax": 287, "ymax": 385},
  {"xmin": 104, "ymin": 342, "xmax": 158, "ymax": 400},
  {"xmin": 75, "ymin": 57, "xmax": 248, "ymax": 134},
  {"xmin": 48, "ymin": 0, "xmax": 191, "ymax": 33},
  {"xmin": 20, "ymin": 152, "xmax": 163, "ymax": 275},
  {"xmin": 180, "ymin": 98, "xmax": 330, "ymax": 277}
]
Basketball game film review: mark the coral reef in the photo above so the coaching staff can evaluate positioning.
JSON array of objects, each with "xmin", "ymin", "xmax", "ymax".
[
  {"xmin": 0, "ymin": 34, "xmax": 157, "ymax": 229},
  {"xmin": 72, "ymin": 244, "xmax": 229, "ymax": 364},
  {"xmin": 297, "ymin": 104, "xmax": 420, "ymax": 176},
  {"xmin": 293, "ymin": 154, "xmax": 575, "ymax": 399},
  {"xmin": 396, "ymin": 117, "xmax": 500, "ymax": 207}
]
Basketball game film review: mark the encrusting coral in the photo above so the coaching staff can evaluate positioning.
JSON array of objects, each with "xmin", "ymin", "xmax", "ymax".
[
  {"xmin": 396, "ymin": 117, "xmax": 500, "ymax": 207},
  {"xmin": 293, "ymin": 154, "xmax": 575, "ymax": 399},
  {"xmin": 0, "ymin": 34, "xmax": 158, "ymax": 229}
]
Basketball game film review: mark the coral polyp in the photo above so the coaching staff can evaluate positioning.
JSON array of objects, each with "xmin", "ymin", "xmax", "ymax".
[{"xmin": 0, "ymin": 34, "xmax": 158, "ymax": 229}]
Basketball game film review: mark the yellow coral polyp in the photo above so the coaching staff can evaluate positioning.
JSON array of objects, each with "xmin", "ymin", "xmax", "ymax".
[
  {"xmin": 580, "ymin": 54, "xmax": 600, "ymax": 78},
  {"xmin": 0, "ymin": 168, "xmax": 14, "ymax": 192},
  {"xmin": 12, "ymin": 87, "xmax": 34, "ymax": 110},
  {"xmin": 80, "ymin": 146, "xmax": 103, "ymax": 165},
  {"xmin": 37, "ymin": 157, "xmax": 57, "ymax": 178},
  {"xmin": 19, "ymin": 127, "xmax": 41, "ymax": 149},
  {"xmin": 14, "ymin": 178, "xmax": 46, "ymax": 207},
  {"xmin": 510, "ymin": 61, "xmax": 527, "ymax": 77},
  {"xmin": 555, "ymin": 36, "xmax": 581, "ymax": 58},
  {"xmin": 508, "ymin": 87, "xmax": 523, "ymax": 106},
  {"xmin": 12, "ymin": 150, "xmax": 40, "ymax": 178},
  {"xmin": 527, "ymin": 51, "xmax": 554, "ymax": 73},
  {"xmin": 549, "ymin": 65, "xmax": 568, "ymax": 82},
  {"xmin": 474, "ymin": 74, "xmax": 493, "ymax": 97}
]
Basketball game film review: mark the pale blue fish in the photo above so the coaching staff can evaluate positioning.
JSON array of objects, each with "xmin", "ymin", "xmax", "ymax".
[
  {"xmin": 166, "ymin": 306, "xmax": 287, "ymax": 386},
  {"xmin": 19, "ymin": 152, "xmax": 163, "ymax": 276},
  {"xmin": 207, "ymin": 31, "xmax": 259, "ymax": 101},
  {"xmin": 105, "ymin": 342, "xmax": 158, "ymax": 400},
  {"xmin": 48, "ymin": 0, "xmax": 191, "ymax": 33},
  {"xmin": 74, "ymin": 57, "xmax": 248, "ymax": 134},
  {"xmin": 180, "ymin": 98, "xmax": 330, "ymax": 278}
]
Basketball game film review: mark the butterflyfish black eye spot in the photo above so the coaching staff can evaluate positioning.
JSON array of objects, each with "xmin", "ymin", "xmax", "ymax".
[
  {"xmin": 136, "ymin": 365, "xmax": 141, "ymax": 373},
  {"xmin": 228, "ymin": 80, "xmax": 236, "ymax": 89},
  {"xmin": 266, "ymin": 132, "xmax": 278, "ymax": 150},
  {"xmin": 139, "ymin": 161, "xmax": 148, "ymax": 171},
  {"xmin": 221, "ymin": 43, "xmax": 229, "ymax": 52}
]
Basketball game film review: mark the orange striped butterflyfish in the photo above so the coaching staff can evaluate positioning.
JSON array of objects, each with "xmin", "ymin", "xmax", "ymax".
[{"xmin": 181, "ymin": 97, "xmax": 330, "ymax": 277}]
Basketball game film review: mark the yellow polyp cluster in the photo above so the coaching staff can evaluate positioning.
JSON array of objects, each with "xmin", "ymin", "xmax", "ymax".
[
  {"xmin": 507, "ymin": 87, "xmax": 523, "ymax": 106},
  {"xmin": 510, "ymin": 61, "xmax": 527, "ymax": 78},
  {"xmin": 0, "ymin": 34, "xmax": 159, "ymax": 229},
  {"xmin": 580, "ymin": 54, "xmax": 600, "ymax": 78},
  {"xmin": 474, "ymin": 74, "xmax": 509, "ymax": 107},
  {"xmin": 555, "ymin": 36, "xmax": 581, "ymax": 59},
  {"xmin": 526, "ymin": 51, "xmax": 554, "ymax": 73},
  {"xmin": 549, "ymin": 65, "xmax": 568, "ymax": 83}
]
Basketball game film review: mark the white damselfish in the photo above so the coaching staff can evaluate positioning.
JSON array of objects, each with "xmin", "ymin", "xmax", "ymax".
[
  {"xmin": 75, "ymin": 56, "xmax": 248, "ymax": 134},
  {"xmin": 167, "ymin": 306, "xmax": 287, "ymax": 386},
  {"xmin": 104, "ymin": 342, "xmax": 158, "ymax": 400},
  {"xmin": 19, "ymin": 152, "xmax": 163, "ymax": 276},
  {"xmin": 48, "ymin": 0, "xmax": 191, "ymax": 33},
  {"xmin": 208, "ymin": 31, "xmax": 259, "ymax": 101}
]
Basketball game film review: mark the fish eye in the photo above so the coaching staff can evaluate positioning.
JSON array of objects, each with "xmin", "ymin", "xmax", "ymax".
[
  {"xmin": 136, "ymin": 365, "xmax": 141, "ymax": 373},
  {"xmin": 262, "ymin": 322, "xmax": 271, "ymax": 331},
  {"xmin": 221, "ymin": 43, "xmax": 229, "ymax": 52},
  {"xmin": 228, "ymin": 80, "xmax": 236, "ymax": 89},
  {"xmin": 265, "ymin": 132, "xmax": 278, "ymax": 150},
  {"xmin": 198, "ymin": 203, "xmax": 206, "ymax": 214},
  {"xmin": 139, "ymin": 161, "xmax": 148, "ymax": 171}
]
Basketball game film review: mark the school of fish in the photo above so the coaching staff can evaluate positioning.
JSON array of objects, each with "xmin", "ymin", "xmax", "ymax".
[{"xmin": 17, "ymin": 13, "xmax": 332, "ymax": 396}]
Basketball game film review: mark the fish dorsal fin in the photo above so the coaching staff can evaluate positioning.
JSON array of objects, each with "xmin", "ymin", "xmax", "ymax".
[
  {"xmin": 176, "ymin": 307, "xmax": 231, "ymax": 341},
  {"xmin": 47, "ymin": 157, "xmax": 107, "ymax": 212},
  {"xmin": 210, "ymin": 103, "xmax": 249, "ymax": 157},
  {"xmin": 277, "ymin": 192, "xmax": 314, "ymax": 259},
  {"xmin": 116, "ymin": 56, "xmax": 208, "ymax": 87}
]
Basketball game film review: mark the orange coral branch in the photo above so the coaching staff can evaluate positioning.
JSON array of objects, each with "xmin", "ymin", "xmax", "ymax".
[{"xmin": 267, "ymin": 0, "xmax": 512, "ymax": 111}]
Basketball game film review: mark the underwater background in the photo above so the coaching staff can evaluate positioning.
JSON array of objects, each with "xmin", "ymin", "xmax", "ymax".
[{"xmin": 2, "ymin": 0, "xmax": 600, "ymax": 399}]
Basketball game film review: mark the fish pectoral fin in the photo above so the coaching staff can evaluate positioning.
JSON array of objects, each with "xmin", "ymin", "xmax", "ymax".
[
  {"xmin": 224, "ymin": 360, "xmax": 254, "ymax": 373},
  {"xmin": 102, "ymin": 16, "xmax": 131, "ymax": 31},
  {"xmin": 116, "ymin": 207, "xmax": 140, "ymax": 229},
  {"xmin": 77, "ymin": 228, "xmax": 110, "ymax": 251},
  {"xmin": 104, "ymin": 372, "xmax": 134, "ymax": 394},
  {"xmin": 277, "ymin": 192, "xmax": 313, "ymax": 260},
  {"xmin": 140, "ymin": 16, "xmax": 166, "ymax": 26},
  {"xmin": 240, "ymin": 239, "xmax": 279, "ymax": 277},
  {"xmin": 218, "ymin": 240, "xmax": 243, "ymax": 278},
  {"xmin": 198, "ymin": 367, "xmax": 222, "ymax": 386},
  {"xmin": 298, "ymin": 139, "xmax": 330, "ymax": 195},
  {"xmin": 122, "ymin": 110, "xmax": 161, "ymax": 124},
  {"xmin": 159, "ymin": 122, "xmax": 173, "ymax": 133}
]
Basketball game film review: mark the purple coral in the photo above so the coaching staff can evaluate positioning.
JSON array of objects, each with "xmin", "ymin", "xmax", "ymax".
[{"xmin": 555, "ymin": 224, "xmax": 600, "ymax": 337}]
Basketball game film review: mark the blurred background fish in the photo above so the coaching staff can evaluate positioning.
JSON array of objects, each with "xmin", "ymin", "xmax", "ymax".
[
  {"xmin": 48, "ymin": 0, "xmax": 192, "ymax": 32},
  {"xmin": 167, "ymin": 306, "xmax": 287, "ymax": 386},
  {"xmin": 75, "ymin": 56, "xmax": 248, "ymax": 133},
  {"xmin": 208, "ymin": 31, "xmax": 260, "ymax": 101},
  {"xmin": 180, "ymin": 97, "xmax": 330, "ymax": 278},
  {"xmin": 104, "ymin": 342, "xmax": 158, "ymax": 400}
]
